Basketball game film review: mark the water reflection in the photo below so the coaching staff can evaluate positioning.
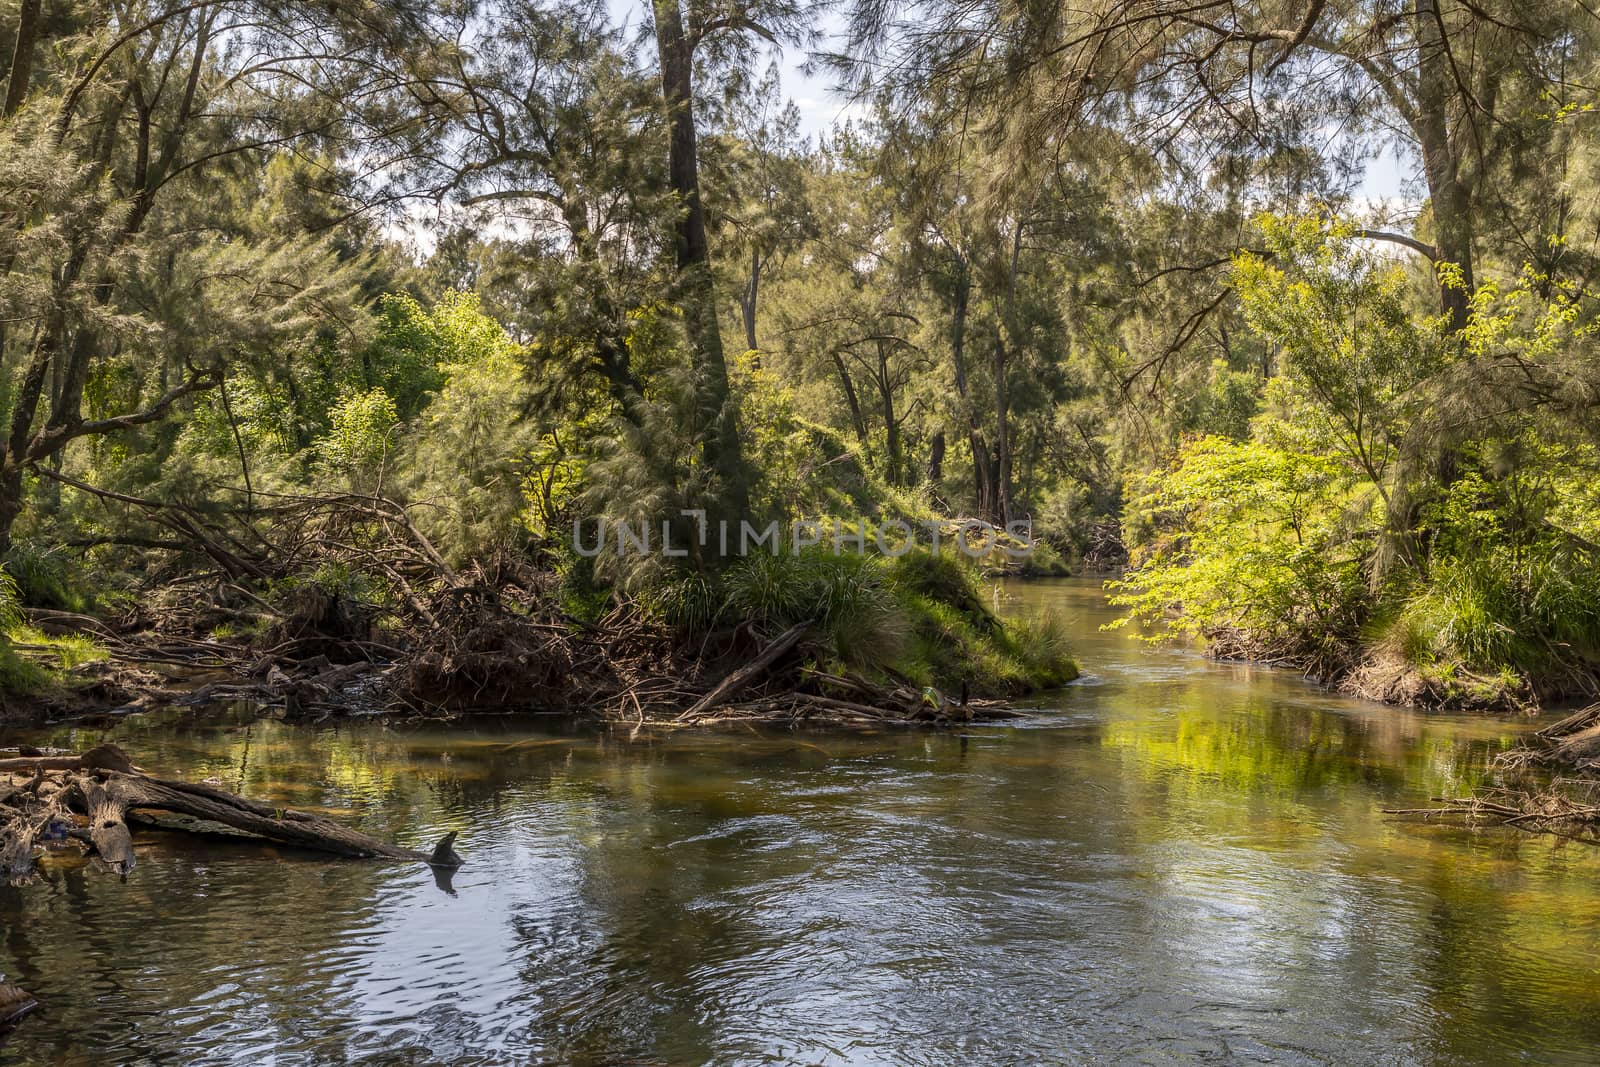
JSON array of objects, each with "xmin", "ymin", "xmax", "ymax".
[{"xmin": 2, "ymin": 578, "xmax": 1599, "ymax": 1064}]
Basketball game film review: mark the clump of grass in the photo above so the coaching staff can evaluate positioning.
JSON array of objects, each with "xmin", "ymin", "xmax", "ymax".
[
  {"xmin": 634, "ymin": 545, "xmax": 1077, "ymax": 697},
  {"xmin": 0, "ymin": 643, "xmax": 48, "ymax": 695},
  {"xmin": 1367, "ymin": 544, "xmax": 1600, "ymax": 707},
  {"xmin": 3, "ymin": 541, "xmax": 82, "ymax": 611},
  {"xmin": 0, "ymin": 566, "xmax": 108, "ymax": 697},
  {"xmin": 886, "ymin": 549, "xmax": 994, "ymax": 632},
  {"xmin": 8, "ymin": 626, "xmax": 108, "ymax": 670},
  {"xmin": 1001, "ymin": 612, "xmax": 1080, "ymax": 689},
  {"xmin": 721, "ymin": 549, "xmax": 904, "ymax": 668}
]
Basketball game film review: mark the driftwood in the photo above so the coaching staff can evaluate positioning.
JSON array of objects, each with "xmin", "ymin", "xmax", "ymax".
[
  {"xmin": 1384, "ymin": 785, "xmax": 1600, "ymax": 842},
  {"xmin": 1383, "ymin": 702, "xmax": 1600, "ymax": 844},
  {"xmin": 0, "ymin": 745, "xmax": 461, "ymax": 885},
  {"xmin": 1492, "ymin": 701, "xmax": 1600, "ymax": 771},
  {"xmin": 0, "ymin": 982, "xmax": 37, "ymax": 1026},
  {"xmin": 678, "ymin": 621, "xmax": 812, "ymax": 720}
]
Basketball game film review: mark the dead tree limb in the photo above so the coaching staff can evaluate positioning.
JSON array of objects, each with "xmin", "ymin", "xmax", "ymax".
[
  {"xmin": 678, "ymin": 621, "xmax": 812, "ymax": 720},
  {"xmin": 107, "ymin": 771, "xmax": 453, "ymax": 863},
  {"xmin": 80, "ymin": 777, "xmax": 136, "ymax": 874}
]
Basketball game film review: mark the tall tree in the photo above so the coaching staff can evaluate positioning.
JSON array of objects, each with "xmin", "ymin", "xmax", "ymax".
[
  {"xmin": 647, "ymin": 0, "xmax": 808, "ymax": 513},
  {"xmin": 0, "ymin": 0, "xmax": 447, "ymax": 549}
]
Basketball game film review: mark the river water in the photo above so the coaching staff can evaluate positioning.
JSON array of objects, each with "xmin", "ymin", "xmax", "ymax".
[{"xmin": 2, "ymin": 578, "xmax": 1598, "ymax": 1065}]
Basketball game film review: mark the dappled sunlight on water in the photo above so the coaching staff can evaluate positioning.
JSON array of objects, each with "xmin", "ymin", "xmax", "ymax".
[{"xmin": 3, "ymin": 578, "xmax": 1599, "ymax": 1064}]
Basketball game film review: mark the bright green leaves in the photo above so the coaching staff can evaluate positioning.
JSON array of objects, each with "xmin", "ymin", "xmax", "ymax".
[
  {"xmin": 321, "ymin": 389, "xmax": 399, "ymax": 487},
  {"xmin": 1232, "ymin": 216, "xmax": 1444, "ymax": 489},
  {"xmin": 1108, "ymin": 436, "xmax": 1368, "ymax": 663}
]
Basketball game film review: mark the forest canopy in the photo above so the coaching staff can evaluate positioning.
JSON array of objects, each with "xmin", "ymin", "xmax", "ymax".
[{"xmin": 1, "ymin": 0, "xmax": 1598, "ymax": 713}]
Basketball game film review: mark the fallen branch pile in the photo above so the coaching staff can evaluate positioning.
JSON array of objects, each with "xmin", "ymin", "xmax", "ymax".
[
  {"xmin": 1493, "ymin": 701, "xmax": 1600, "ymax": 771},
  {"xmin": 0, "ymin": 744, "xmax": 462, "ymax": 885},
  {"xmin": 1384, "ymin": 780, "xmax": 1600, "ymax": 842},
  {"xmin": 15, "ymin": 483, "xmax": 1034, "ymax": 730},
  {"xmin": 1381, "ymin": 701, "xmax": 1600, "ymax": 842},
  {"xmin": 20, "ymin": 563, "xmax": 1028, "ymax": 728}
]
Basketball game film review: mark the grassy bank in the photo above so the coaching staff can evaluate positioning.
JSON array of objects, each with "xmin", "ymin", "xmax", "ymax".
[{"xmin": 637, "ymin": 546, "xmax": 1079, "ymax": 699}]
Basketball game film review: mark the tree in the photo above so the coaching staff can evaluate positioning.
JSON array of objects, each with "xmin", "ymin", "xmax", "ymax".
[
  {"xmin": 646, "ymin": 0, "xmax": 809, "ymax": 512},
  {"xmin": 704, "ymin": 61, "xmax": 815, "ymax": 354},
  {"xmin": 837, "ymin": 0, "xmax": 1599, "ymax": 332},
  {"xmin": 0, "ymin": 0, "xmax": 450, "ymax": 550}
]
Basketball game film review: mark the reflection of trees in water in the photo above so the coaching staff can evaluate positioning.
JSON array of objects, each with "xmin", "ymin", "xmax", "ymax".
[
  {"xmin": 1417, "ymin": 837, "xmax": 1600, "ymax": 1061},
  {"xmin": 1098, "ymin": 684, "xmax": 1509, "ymax": 801},
  {"xmin": 0, "ymin": 840, "xmax": 402, "ymax": 1062},
  {"xmin": 6, "ymin": 674, "xmax": 1600, "ymax": 1063}
]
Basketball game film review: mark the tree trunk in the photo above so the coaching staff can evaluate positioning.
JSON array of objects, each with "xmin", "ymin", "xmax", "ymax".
[
  {"xmin": 877, "ymin": 339, "xmax": 901, "ymax": 487},
  {"xmin": 0, "ymin": 464, "xmax": 20, "ymax": 554},
  {"xmin": 2, "ymin": 0, "xmax": 40, "ymax": 117},
  {"xmin": 927, "ymin": 431, "xmax": 945, "ymax": 483},
  {"xmin": 743, "ymin": 245, "xmax": 761, "ymax": 352},
  {"xmin": 1414, "ymin": 0, "xmax": 1473, "ymax": 332},
  {"xmin": 652, "ymin": 0, "xmax": 748, "ymax": 511},
  {"xmin": 830, "ymin": 352, "xmax": 869, "ymax": 451},
  {"xmin": 993, "ymin": 221, "xmax": 1025, "ymax": 525},
  {"xmin": 949, "ymin": 269, "xmax": 994, "ymax": 518}
]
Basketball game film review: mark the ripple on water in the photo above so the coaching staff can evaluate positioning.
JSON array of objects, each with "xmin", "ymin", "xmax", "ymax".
[{"xmin": 4, "ymin": 579, "xmax": 1600, "ymax": 1064}]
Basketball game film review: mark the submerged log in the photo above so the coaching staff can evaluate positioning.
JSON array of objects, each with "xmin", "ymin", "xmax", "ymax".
[{"xmin": 0, "ymin": 743, "xmax": 138, "ymax": 775}]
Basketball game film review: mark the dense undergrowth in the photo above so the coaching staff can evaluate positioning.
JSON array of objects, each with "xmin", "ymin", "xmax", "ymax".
[{"xmin": 1109, "ymin": 220, "xmax": 1600, "ymax": 711}]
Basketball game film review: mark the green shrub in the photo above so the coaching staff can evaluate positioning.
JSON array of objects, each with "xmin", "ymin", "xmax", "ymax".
[
  {"xmin": 1109, "ymin": 436, "xmax": 1369, "ymax": 669},
  {"xmin": 635, "ymin": 546, "xmax": 1077, "ymax": 694},
  {"xmin": 4, "ymin": 541, "xmax": 80, "ymax": 611},
  {"xmin": 722, "ymin": 549, "xmax": 903, "ymax": 667}
]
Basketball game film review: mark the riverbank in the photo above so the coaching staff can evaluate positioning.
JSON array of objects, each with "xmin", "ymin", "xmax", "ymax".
[
  {"xmin": 0, "ymin": 550, "xmax": 1077, "ymax": 729},
  {"xmin": 1192, "ymin": 622, "xmax": 1588, "ymax": 715}
]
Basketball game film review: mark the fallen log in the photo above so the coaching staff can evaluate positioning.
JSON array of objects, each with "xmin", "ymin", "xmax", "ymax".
[
  {"xmin": 0, "ymin": 745, "xmax": 462, "ymax": 882},
  {"xmin": 81, "ymin": 778, "xmax": 136, "ymax": 875},
  {"xmin": 108, "ymin": 772, "xmax": 440, "ymax": 862},
  {"xmin": 0, "ymin": 744, "xmax": 137, "ymax": 775}
]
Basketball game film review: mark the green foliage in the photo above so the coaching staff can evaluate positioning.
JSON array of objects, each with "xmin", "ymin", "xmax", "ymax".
[
  {"xmin": 4, "ymin": 542, "xmax": 81, "ymax": 611},
  {"xmin": 1115, "ymin": 217, "xmax": 1600, "ymax": 705},
  {"xmin": 1234, "ymin": 216, "xmax": 1443, "ymax": 486},
  {"xmin": 404, "ymin": 310, "xmax": 537, "ymax": 562},
  {"xmin": 721, "ymin": 549, "xmax": 903, "ymax": 667},
  {"xmin": 1110, "ymin": 436, "xmax": 1370, "ymax": 668},
  {"xmin": 634, "ymin": 545, "xmax": 1076, "ymax": 692},
  {"xmin": 0, "ymin": 567, "xmax": 105, "ymax": 696},
  {"xmin": 0, "ymin": 568, "xmax": 25, "ymax": 633},
  {"xmin": 320, "ymin": 389, "xmax": 400, "ymax": 486}
]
